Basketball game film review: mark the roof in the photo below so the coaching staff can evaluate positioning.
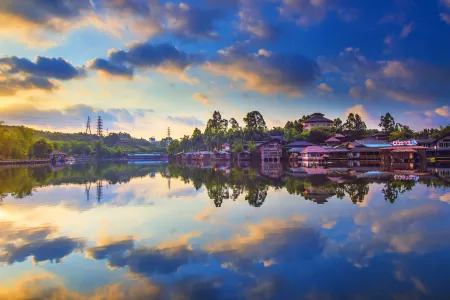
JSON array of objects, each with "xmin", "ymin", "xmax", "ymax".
[
  {"xmin": 128, "ymin": 153, "xmax": 161, "ymax": 156},
  {"xmin": 303, "ymin": 113, "xmax": 333, "ymax": 123},
  {"xmin": 286, "ymin": 140, "xmax": 316, "ymax": 147},
  {"xmin": 328, "ymin": 148, "xmax": 349, "ymax": 153},
  {"xmin": 350, "ymin": 148, "xmax": 381, "ymax": 153},
  {"xmin": 355, "ymin": 139, "xmax": 392, "ymax": 148},
  {"xmin": 334, "ymin": 134, "xmax": 345, "ymax": 138},
  {"xmin": 416, "ymin": 138, "xmax": 436, "ymax": 144},
  {"xmin": 289, "ymin": 147, "xmax": 307, "ymax": 153},
  {"xmin": 301, "ymin": 146, "xmax": 329, "ymax": 154},
  {"xmin": 258, "ymin": 138, "xmax": 284, "ymax": 147},
  {"xmin": 356, "ymin": 138, "xmax": 391, "ymax": 145},
  {"xmin": 380, "ymin": 146, "xmax": 427, "ymax": 151},
  {"xmin": 325, "ymin": 137, "xmax": 340, "ymax": 143}
]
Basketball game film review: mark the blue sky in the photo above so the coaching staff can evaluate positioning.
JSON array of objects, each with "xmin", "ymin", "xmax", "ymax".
[{"xmin": 0, "ymin": 0, "xmax": 449, "ymax": 139}]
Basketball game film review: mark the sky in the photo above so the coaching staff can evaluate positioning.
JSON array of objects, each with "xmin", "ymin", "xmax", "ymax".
[{"xmin": 0, "ymin": 0, "xmax": 450, "ymax": 139}]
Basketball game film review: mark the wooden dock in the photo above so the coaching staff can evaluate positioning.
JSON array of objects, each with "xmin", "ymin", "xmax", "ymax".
[{"xmin": 0, "ymin": 160, "xmax": 51, "ymax": 166}]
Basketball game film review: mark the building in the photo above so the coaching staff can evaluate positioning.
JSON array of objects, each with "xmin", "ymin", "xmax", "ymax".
[
  {"xmin": 371, "ymin": 132, "xmax": 389, "ymax": 140},
  {"xmin": 49, "ymin": 151, "xmax": 67, "ymax": 162},
  {"xmin": 416, "ymin": 138, "xmax": 436, "ymax": 148},
  {"xmin": 325, "ymin": 137, "xmax": 340, "ymax": 146},
  {"xmin": 258, "ymin": 138, "xmax": 283, "ymax": 162},
  {"xmin": 425, "ymin": 133, "xmax": 450, "ymax": 162},
  {"xmin": 286, "ymin": 140, "xmax": 316, "ymax": 160},
  {"xmin": 222, "ymin": 143, "xmax": 230, "ymax": 152},
  {"xmin": 149, "ymin": 137, "xmax": 157, "ymax": 143},
  {"xmin": 301, "ymin": 146, "xmax": 329, "ymax": 161},
  {"xmin": 302, "ymin": 113, "xmax": 333, "ymax": 130}
]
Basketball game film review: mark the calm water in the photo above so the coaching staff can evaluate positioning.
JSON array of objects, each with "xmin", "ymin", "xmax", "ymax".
[{"xmin": 1, "ymin": 161, "xmax": 450, "ymax": 299}]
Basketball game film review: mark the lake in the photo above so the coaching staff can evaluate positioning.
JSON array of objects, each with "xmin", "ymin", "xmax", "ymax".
[{"xmin": 1, "ymin": 161, "xmax": 450, "ymax": 299}]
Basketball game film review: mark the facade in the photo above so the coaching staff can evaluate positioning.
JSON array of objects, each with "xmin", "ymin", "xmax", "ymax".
[
  {"xmin": 259, "ymin": 138, "xmax": 283, "ymax": 162},
  {"xmin": 301, "ymin": 146, "xmax": 329, "ymax": 161},
  {"xmin": 416, "ymin": 138, "xmax": 436, "ymax": 148},
  {"xmin": 237, "ymin": 151, "xmax": 251, "ymax": 161},
  {"xmin": 325, "ymin": 137, "xmax": 340, "ymax": 146},
  {"xmin": 302, "ymin": 113, "xmax": 333, "ymax": 130},
  {"xmin": 327, "ymin": 148, "xmax": 350, "ymax": 160},
  {"xmin": 436, "ymin": 134, "xmax": 450, "ymax": 149}
]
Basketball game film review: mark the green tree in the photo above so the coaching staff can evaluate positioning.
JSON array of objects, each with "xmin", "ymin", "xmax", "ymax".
[
  {"xmin": 379, "ymin": 113, "xmax": 396, "ymax": 133},
  {"xmin": 243, "ymin": 111, "xmax": 267, "ymax": 142},
  {"xmin": 32, "ymin": 138, "xmax": 54, "ymax": 158},
  {"xmin": 333, "ymin": 118, "xmax": 343, "ymax": 132},
  {"xmin": 167, "ymin": 139, "xmax": 183, "ymax": 155}
]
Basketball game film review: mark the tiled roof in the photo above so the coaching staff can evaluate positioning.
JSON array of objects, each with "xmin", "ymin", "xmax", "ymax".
[
  {"xmin": 286, "ymin": 140, "xmax": 316, "ymax": 147},
  {"xmin": 325, "ymin": 137, "xmax": 340, "ymax": 143}
]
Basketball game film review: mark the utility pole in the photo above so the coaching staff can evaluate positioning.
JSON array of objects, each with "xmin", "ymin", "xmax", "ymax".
[
  {"xmin": 97, "ymin": 116, "xmax": 103, "ymax": 137},
  {"xmin": 85, "ymin": 116, "xmax": 92, "ymax": 134}
]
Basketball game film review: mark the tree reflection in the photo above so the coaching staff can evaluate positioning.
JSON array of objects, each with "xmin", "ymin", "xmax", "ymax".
[
  {"xmin": 245, "ymin": 185, "xmax": 268, "ymax": 207},
  {"xmin": 382, "ymin": 179, "xmax": 416, "ymax": 204}
]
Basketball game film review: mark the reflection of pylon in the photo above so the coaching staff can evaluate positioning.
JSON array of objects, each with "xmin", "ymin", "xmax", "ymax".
[
  {"xmin": 96, "ymin": 181, "xmax": 103, "ymax": 202},
  {"xmin": 168, "ymin": 177, "xmax": 171, "ymax": 190},
  {"xmin": 85, "ymin": 116, "xmax": 92, "ymax": 134},
  {"xmin": 85, "ymin": 182, "xmax": 91, "ymax": 202}
]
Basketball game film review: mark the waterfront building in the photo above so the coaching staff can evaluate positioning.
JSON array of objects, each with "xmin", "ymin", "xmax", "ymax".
[
  {"xmin": 302, "ymin": 113, "xmax": 333, "ymax": 130},
  {"xmin": 325, "ymin": 137, "xmax": 340, "ymax": 146},
  {"xmin": 301, "ymin": 146, "xmax": 329, "ymax": 161},
  {"xmin": 258, "ymin": 138, "xmax": 284, "ymax": 163}
]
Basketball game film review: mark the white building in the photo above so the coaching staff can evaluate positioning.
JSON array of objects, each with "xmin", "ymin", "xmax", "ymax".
[{"xmin": 302, "ymin": 113, "xmax": 333, "ymax": 130}]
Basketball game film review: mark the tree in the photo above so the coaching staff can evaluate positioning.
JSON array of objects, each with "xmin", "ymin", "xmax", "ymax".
[
  {"xmin": 191, "ymin": 128, "xmax": 203, "ymax": 151},
  {"xmin": 229, "ymin": 118, "xmax": 240, "ymax": 131},
  {"xmin": 343, "ymin": 113, "xmax": 367, "ymax": 138},
  {"xmin": 308, "ymin": 127, "xmax": 333, "ymax": 144},
  {"xmin": 32, "ymin": 138, "xmax": 54, "ymax": 158},
  {"xmin": 269, "ymin": 127, "xmax": 284, "ymax": 136},
  {"xmin": 167, "ymin": 139, "xmax": 183, "ymax": 155},
  {"xmin": 243, "ymin": 111, "xmax": 266, "ymax": 142},
  {"xmin": 379, "ymin": 113, "xmax": 396, "ymax": 133},
  {"xmin": 333, "ymin": 118, "xmax": 343, "ymax": 132}
]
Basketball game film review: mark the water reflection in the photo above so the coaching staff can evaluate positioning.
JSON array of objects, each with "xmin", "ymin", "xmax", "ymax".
[{"xmin": 0, "ymin": 162, "xmax": 450, "ymax": 299}]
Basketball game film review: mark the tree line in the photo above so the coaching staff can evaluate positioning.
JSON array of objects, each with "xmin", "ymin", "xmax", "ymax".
[
  {"xmin": 0, "ymin": 124, "xmax": 167, "ymax": 160},
  {"xmin": 167, "ymin": 110, "xmax": 450, "ymax": 154}
]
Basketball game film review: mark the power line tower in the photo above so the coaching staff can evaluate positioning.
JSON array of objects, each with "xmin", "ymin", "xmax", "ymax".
[
  {"xmin": 166, "ymin": 127, "xmax": 171, "ymax": 146},
  {"xmin": 85, "ymin": 116, "xmax": 92, "ymax": 134},
  {"xmin": 97, "ymin": 116, "xmax": 103, "ymax": 137}
]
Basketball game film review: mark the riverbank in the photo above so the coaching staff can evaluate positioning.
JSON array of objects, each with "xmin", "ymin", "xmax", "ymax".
[{"xmin": 0, "ymin": 159, "xmax": 50, "ymax": 166}]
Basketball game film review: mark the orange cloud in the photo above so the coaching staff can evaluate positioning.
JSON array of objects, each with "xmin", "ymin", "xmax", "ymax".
[{"xmin": 192, "ymin": 93, "xmax": 212, "ymax": 105}]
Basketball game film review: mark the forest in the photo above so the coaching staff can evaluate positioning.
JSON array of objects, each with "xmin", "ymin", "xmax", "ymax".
[
  {"xmin": 166, "ymin": 110, "xmax": 450, "ymax": 154},
  {"xmin": 0, "ymin": 123, "xmax": 166, "ymax": 160}
]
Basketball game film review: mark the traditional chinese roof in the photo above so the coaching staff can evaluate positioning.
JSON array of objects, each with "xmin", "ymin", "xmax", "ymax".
[{"xmin": 303, "ymin": 113, "xmax": 333, "ymax": 123}]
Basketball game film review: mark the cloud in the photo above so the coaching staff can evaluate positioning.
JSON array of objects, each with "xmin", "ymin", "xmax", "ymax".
[
  {"xmin": 278, "ymin": 0, "xmax": 330, "ymax": 26},
  {"xmin": 238, "ymin": 0, "xmax": 279, "ymax": 39},
  {"xmin": 164, "ymin": 2, "xmax": 234, "ymax": 41},
  {"xmin": 0, "ymin": 0, "xmax": 94, "ymax": 45},
  {"xmin": 318, "ymin": 83, "xmax": 332, "ymax": 93},
  {"xmin": 344, "ymin": 104, "xmax": 378, "ymax": 128},
  {"xmin": 86, "ymin": 233, "xmax": 203, "ymax": 277},
  {"xmin": 435, "ymin": 106, "xmax": 450, "ymax": 117},
  {"xmin": 0, "ymin": 222, "xmax": 84, "ymax": 266},
  {"xmin": 442, "ymin": 13, "xmax": 450, "ymax": 24},
  {"xmin": 400, "ymin": 23, "xmax": 414, "ymax": 38},
  {"xmin": 86, "ymin": 58, "xmax": 134, "ymax": 79},
  {"xmin": 206, "ymin": 216, "xmax": 324, "ymax": 271},
  {"xmin": 167, "ymin": 116, "xmax": 205, "ymax": 127},
  {"xmin": 90, "ymin": 42, "xmax": 203, "ymax": 83},
  {"xmin": 205, "ymin": 44, "xmax": 320, "ymax": 97},
  {"xmin": 192, "ymin": 93, "xmax": 212, "ymax": 105},
  {"xmin": 319, "ymin": 48, "xmax": 450, "ymax": 106},
  {"xmin": 0, "ymin": 55, "xmax": 85, "ymax": 96}
]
